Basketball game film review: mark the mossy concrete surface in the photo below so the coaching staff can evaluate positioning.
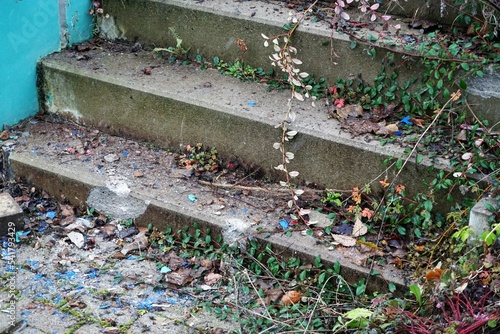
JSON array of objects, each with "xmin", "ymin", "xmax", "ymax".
[
  {"xmin": 39, "ymin": 47, "xmax": 444, "ymax": 195},
  {"xmin": 98, "ymin": 0, "xmax": 500, "ymax": 124}
]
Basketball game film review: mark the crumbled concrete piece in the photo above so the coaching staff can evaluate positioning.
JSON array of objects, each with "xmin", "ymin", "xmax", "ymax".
[
  {"xmin": 469, "ymin": 196, "xmax": 499, "ymax": 243},
  {"xmin": 0, "ymin": 192, "xmax": 24, "ymax": 237},
  {"xmin": 67, "ymin": 231, "xmax": 85, "ymax": 248},
  {"xmin": 308, "ymin": 211, "xmax": 332, "ymax": 228},
  {"xmin": 87, "ymin": 187, "xmax": 147, "ymax": 220},
  {"xmin": 104, "ymin": 153, "xmax": 120, "ymax": 163},
  {"xmin": 65, "ymin": 218, "xmax": 95, "ymax": 232},
  {"xmin": 222, "ymin": 218, "xmax": 250, "ymax": 247}
]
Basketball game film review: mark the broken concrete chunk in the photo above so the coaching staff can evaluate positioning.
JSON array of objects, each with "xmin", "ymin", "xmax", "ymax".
[
  {"xmin": 104, "ymin": 153, "xmax": 120, "ymax": 163},
  {"xmin": 67, "ymin": 231, "xmax": 85, "ymax": 248}
]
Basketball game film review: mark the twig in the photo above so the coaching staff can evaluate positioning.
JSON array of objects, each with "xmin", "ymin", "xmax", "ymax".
[{"xmin": 199, "ymin": 180, "xmax": 273, "ymax": 192}]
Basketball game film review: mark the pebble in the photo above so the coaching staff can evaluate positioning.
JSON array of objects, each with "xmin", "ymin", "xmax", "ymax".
[{"xmin": 104, "ymin": 153, "xmax": 120, "ymax": 163}]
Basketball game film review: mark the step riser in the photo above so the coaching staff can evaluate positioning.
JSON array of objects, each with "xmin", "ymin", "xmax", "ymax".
[
  {"xmin": 40, "ymin": 61, "xmax": 439, "ymax": 197},
  {"xmin": 100, "ymin": 0, "xmax": 391, "ymax": 84}
]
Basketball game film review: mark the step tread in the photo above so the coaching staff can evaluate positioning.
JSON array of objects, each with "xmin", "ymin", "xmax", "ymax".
[{"xmin": 42, "ymin": 41, "xmax": 406, "ymax": 160}]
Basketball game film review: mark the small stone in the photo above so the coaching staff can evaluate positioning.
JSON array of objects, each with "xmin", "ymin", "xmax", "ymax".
[
  {"xmin": 67, "ymin": 231, "xmax": 85, "ymax": 248},
  {"xmin": 104, "ymin": 153, "xmax": 120, "ymax": 163},
  {"xmin": 133, "ymin": 171, "xmax": 144, "ymax": 178}
]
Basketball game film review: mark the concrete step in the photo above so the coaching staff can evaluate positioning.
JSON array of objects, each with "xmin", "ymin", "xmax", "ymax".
[
  {"xmin": 96, "ymin": 0, "xmax": 499, "ymax": 124},
  {"xmin": 0, "ymin": 192, "xmax": 24, "ymax": 238},
  {"xmin": 38, "ymin": 41, "xmax": 442, "ymax": 195},
  {"xmin": 8, "ymin": 120, "xmax": 407, "ymax": 294}
]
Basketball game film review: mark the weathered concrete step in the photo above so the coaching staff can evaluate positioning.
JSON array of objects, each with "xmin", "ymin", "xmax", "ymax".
[
  {"xmin": 39, "ymin": 42, "xmax": 442, "ymax": 195},
  {"xmin": 97, "ymin": 0, "xmax": 499, "ymax": 124},
  {"xmin": 0, "ymin": 192, "xmax": 24, "ymax": 237},
  {"xmin": 8, "ymin": 120, "xmax": 407, "ymax": 294}
]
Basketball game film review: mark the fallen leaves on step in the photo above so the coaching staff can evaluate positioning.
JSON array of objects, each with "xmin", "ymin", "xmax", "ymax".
[
  {"xmin": 281, "ymin": 290, "xmax": 302, "ymax": 305},
  {"xmin": 352, "ymin": 217, "xmax": 368, "ymax": 237},
  {"xmin": 164, "ymin": 268, "xmax": 194, "ymax": 286},
  {"xmin": 204, "ymin": 273, "xmax": 222, "ymax": 286},
  {"xmin": 336, "ymin": 104, "xmax": 363, "ymax": 119},
  {"xmin": 426, "ymin": 267, "xmax": 443, "ymax": 281},
  {"xmin": 331, "ymin": 234, "xmax": 357, "ymax": 247},
  {"xmin": 0, "ymin": 130, "xmax": 10, "ymax": 140}
]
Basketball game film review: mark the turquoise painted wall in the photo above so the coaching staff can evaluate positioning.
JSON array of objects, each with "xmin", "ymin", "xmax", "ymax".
[{"xmin": 0, "ymin": 0, "xmax": 93, "ymax": 127}]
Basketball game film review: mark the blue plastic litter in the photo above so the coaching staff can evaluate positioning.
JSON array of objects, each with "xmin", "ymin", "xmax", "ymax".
[
  {"xmin": 400, "ymin": 116, "xmax": 413, "ymax": 125},
  {"xmin": 241, "ymin": 208, "xmax": 248, "ymax": 213},
  {"xmin": 167, "ymin": 297, "xmax": 177, "ymax": 304},
  {"xmin": 122, "ymin": 151, "xmax": 128, "ymax": 157},
  {"xmin": 137, "ymin": 298, "xmax": 154, "ymax": 310},
  {"xmin": 394, "ymin": 131, "xmax": 403, "ymax": 136},
  {"xmin": 247, "ymin": 101, "xmax": 257, "ymax": 106},
  {"xmin": 46, "ymin": 211, "xmax": 57, "ymax": 219},
  {"xmin": 187, "ymin": 194, "xmax": 198, "ymax": 202},
  {"xmin": 279, "ymin": 219, "xmax": 289, "ymax": 229},
  {"xmin": 86, "ymin": 269, "xmax": 99, "ymax": 278},
  {"xmin": 99, "ymin": 303, "xmax": 111, "ymax": 309},
  {"xmin": 126, "ymin": 255, "xmax": 139, "ymax": 260},
  {"xmin": 27, "ymin": 259, "xmax": 40, "ymax": 269},
  {"xmin": 15, "ymin": 230, "xmax": 31, "ymax": 243},
  {"xmin": 160, "ymin": 266, "xmax": 171, "ymax": 273},
  {"xmin": 38, "ymin": 221, "xmax": 48, "ymax": 232}
]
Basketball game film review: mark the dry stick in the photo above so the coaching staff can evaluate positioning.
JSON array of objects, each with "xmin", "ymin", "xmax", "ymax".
[
  {"xmin": 303, "ymin": 274, "xmax": 338, "ymax": 333},
  {"xmin": 199, "ymin": 179, "xmax": 328, "ymax": 194},
  {"xmin": 242, "ymin": 269, "xmax": 274, "ymax": 322}
]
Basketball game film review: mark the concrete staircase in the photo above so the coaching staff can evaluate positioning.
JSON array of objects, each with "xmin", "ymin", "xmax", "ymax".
[{"xmin": 7, "ymin": 0, "xmax": 499, "ymax": 292}]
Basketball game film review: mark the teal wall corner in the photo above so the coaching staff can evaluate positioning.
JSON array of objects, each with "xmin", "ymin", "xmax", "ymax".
[
  {"xmin": 0, "ymin": 0, "xmax": 93, "ymax": 127},
  {"xmin": 66, "ymin": 1, "xmax": 94, "ymax": 46}
]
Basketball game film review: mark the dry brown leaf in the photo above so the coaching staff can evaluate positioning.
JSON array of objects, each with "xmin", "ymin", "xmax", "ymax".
[
  {"xmin": 204, "ymin": 273, "xmax": 222, "ymax": 286},
  {"xmin": 352, "ymin": 217, "xmax": 368, "ymax": 237},
  {"xmin": 336, "ymin": 104, "xmax": 363, "ymax": 119},
  {"xmin": 59, "ymin": 204, "xmax": 75, "ymax": 217},
  {"xmin": 164, "ymin": 268, "xmax": 193, "ymax": 286},
  {"xmin": 281, "ymin": 290, "xmax": 301, "ymax": 305},
  {"xmin": 121, "ymin": 233, "xmax": 149, "ymax": 255},
  {"xmin": 456, "ymin": 129, "xmax": 467, "ymax": 141},
  {"xmin": 411, "ymin": 118, "xmax": 425, "ymax": 128},
  {"xmin": 332, "ymin": 234, "xmax": 357, "ymax": 247},
  {"xmin": 200, "ymin": 259, "xmax": 213, "ymax": 269},
  {"xmin": 426, "ymin": 268, "xmax": 443, "ymax": 281},
  {"xmin": 100, "ymin": 224, "xmax": 117, "ymax": 237},
  {"xmin": 133, "ymin": 171, "xmax": 144, "ymax": 178},
  {"xmin": 0, "ymin": 130, "xmax": 10, "ymax": 140}
]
